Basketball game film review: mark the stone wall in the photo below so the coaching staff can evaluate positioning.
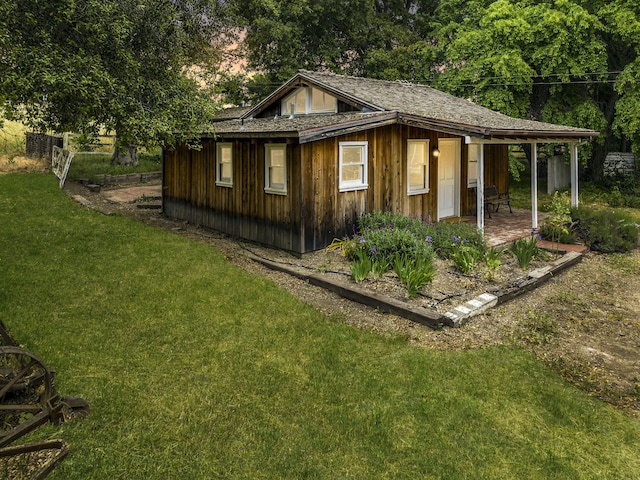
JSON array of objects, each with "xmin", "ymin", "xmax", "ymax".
[{"xmin": 603, "ymin": 152, "xmax": 636, "ymax": 176}]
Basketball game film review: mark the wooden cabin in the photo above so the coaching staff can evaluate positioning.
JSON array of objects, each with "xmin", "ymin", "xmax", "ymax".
[{"xmin": 163, "ymin": 70, "xmax": 598, "ymax": 254}]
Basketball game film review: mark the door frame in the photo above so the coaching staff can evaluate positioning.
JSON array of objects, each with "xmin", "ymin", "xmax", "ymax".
[{"xmin": 437, "ymin": 138, "xmax": 461, "ymax": 220}]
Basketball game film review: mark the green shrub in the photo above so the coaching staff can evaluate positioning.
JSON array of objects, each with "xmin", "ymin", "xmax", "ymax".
[
  {"xmin": 347, "ymin": 212, "xmax": 487, "ymax": 295},
  {"xmin": 393, "ymin": 254, "xmax": 436, "ymax": 297},
  {"xmin": 484, "ymin": 246, "xmax": 504, "ymax": 281},
  {"xmin": 429, "ymin": 222, "xmax": 485, "ymax": 259},
  {"xmin": 571, "ymin": 206, "xmax": 640, "ymax": 253},
  {"xmin": 511, "ymin": 236, "xmax": 540, "ymax": 269},
  {"xmin": 350, "ymin": 249, "xmax": 372, "ymax": 282},
  {"xmin": 451, "ymin": 241, "xmax": 482, "ymax": 274},
  {"xmin": 371, "ymin": 256, "xmax": 391, "ymax": 279},
  {"xmin": 539, "ymin": 191, "xmax": 576, "ymax": 245}
]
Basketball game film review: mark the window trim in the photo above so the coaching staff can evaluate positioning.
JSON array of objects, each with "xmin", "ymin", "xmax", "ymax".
[
  {"xmin": 406, "ymin": 139, "xmax": 430, "ymax": 195},
  {"xmin": 215, "ymin": 142, "xmax": 233, "ymax": 187},
  {"xmin": 264, "ymin": 143, "xmax": 287, "ymax": 195},
  {"xmin": 339, "ymin": 141, "xmax": 368, "ymax": 192}
]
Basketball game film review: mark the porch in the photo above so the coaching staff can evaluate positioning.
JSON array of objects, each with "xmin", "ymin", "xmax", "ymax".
[
  {"xmin": 466, "ymin": 207, "xmax": 587, "ymax": 253},
  {"xmin": 478, "ymin": 207, "xmax": 546, "ymax": 247}
]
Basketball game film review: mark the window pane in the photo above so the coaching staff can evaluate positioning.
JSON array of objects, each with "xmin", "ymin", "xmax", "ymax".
[
  {"xmin": 342, "ymin": 146, "xmax": 363, "ymax": 165},
  {"xmin": 221, "ymin": 163, "xmax": 231, "ymax": 180},
  {"xmin": 270, "ymin": 149, "xmax": 285, "ymax": 167},
  {"xmin": 339, "ymin": 142, "xmax": 367, "ymax": 191},
  {"xmin": 407, "ymin": 140, "xmax": 428, "ymax": 193},
  {"xmin": 220, "ymin": 147, "xmax": 231, "ymax": 163},
  {"xmin": 282, "ymin": 88, "xmax": 307, "ymax": 114},
  {"xmin": 217, "ymin": 144, "xmax": 232, "ymax": 185},
  {"xmin": 409, "ymin": 165, "xmax": 425, "ymax": 188},
  {"xmin": 311, "ymin": 88, "xmax": 336, "ymax": 112},
  {"xmin": 265, "ymin": 145, "xmax": 286, "ymax": 193},
  {"xmin": 408, "ymin": 142, "xmax": 426, "ymax": 166},
  {"xmin": 342, "ymin": 164, "xmax": 362, "ymax": 182},
  {"xmin": 270, "ymin": 166, "xmax": 284, "ymax": 186}
]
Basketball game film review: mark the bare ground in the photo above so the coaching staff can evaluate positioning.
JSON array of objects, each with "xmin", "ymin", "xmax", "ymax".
[{"xmin": 4, "ymin": 156, "xmax": 639, "ymax": 418}]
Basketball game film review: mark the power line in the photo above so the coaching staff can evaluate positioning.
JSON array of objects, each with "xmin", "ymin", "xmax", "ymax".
[{"xmin": 231, "ymin": 70, "xmax": 634, "ymax": 89}]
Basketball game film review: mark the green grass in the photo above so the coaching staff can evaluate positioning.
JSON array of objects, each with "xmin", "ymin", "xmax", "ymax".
[
  {"xmin": 1, "ymin": 173, "xmax": 640, "ymax": 479},
  {"xmin": 66, "ymin": 152, "xmax": 162, "ymax": 182}
]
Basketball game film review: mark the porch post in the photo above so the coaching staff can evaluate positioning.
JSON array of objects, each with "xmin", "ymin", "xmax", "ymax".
[
  {"xmin": 476, "ymin": 144, "xmax": 485, "ymax": 236},
  {"xmin": 531, "ymin": 142, "xmax": 538, "ymax": 230},
  {"xmin": 570, "ymin": 142, "xmax": 579, "ymax": 207}
]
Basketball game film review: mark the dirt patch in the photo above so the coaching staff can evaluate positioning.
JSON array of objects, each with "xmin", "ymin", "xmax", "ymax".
[{"xmin": 5, "ymin": 161, "xmax": 638, "ymax": 418}]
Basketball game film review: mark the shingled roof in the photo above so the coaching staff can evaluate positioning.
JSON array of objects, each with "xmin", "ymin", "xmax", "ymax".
[{"xmin": 212, "ymin": 70, "xmax": 598, "ymax": 143}]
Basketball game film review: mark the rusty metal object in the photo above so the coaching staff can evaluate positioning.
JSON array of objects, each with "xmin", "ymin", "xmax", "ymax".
[
  {"xmin": 0, "ymin": 320, "xmax": 18, "ymax": 347},
  {"xmin": 0, "ymin": 320, "xmax": 89, "ymax": 477},
  {"xmin": 0, "ymin": 439, "xmax": 70, "ymax": 480}
]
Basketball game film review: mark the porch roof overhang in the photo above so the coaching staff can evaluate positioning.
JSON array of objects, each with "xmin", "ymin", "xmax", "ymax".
[{"xmin": 397, "ymin": 114, "xmax": 599, "ymax": 144}]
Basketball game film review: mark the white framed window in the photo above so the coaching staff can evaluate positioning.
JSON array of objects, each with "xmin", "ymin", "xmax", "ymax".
[
  {"xmin": 339, "ymin": 141, "xmax": 368, "ymax": 192},
  {"xmin": 407, "ymin": 139, "xmax": 429, "ymax": 195},
  {"xmin": 467, "ymin": 144, "xmax": 479, "ymax": 187},
  {"xmin": 265, "ymin": 144, "xmax": 287, "ymax": 195},
  {"xmin": 216, "ymin": 142, "xmax": 233, "ymax": 187},
  {"xmin": 281, "ymin": 87, "xmax": 337, "ymax": 115}
]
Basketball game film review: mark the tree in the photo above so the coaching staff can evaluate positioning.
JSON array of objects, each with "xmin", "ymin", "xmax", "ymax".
[
  {"xmin": 227, "ymin": 0, "xmax": 441, "ymax": 100},
  {"xmin": 0, "ymin": 0, "xmax": 234, "ymax": 165},
  {"xmin": 599, "ymin": 0, "xmax": 640, "ymax": 158},
  {"xmin": 433, "ymin": 0, "xmax": 640, "ymax": 180}
]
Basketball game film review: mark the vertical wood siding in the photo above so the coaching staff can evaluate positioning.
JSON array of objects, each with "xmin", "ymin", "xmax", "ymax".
[
  {"xmin": 164, "ymin": 138, "xmax": 302, "ymax": 252},
  {"xmin": 163, "ymin": 126, "xmax": 509, "ymax": 253}
]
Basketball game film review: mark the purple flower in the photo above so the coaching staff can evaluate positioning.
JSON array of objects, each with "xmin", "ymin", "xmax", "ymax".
[
  {"xmin": 530, "ymin": 228, "xmax": 537, "ymax": 236},
  {"xmin": 371, "ymin": 247, "xmax": 377, "ymax": 254},
  {"xmin": 359, "ymin": 237, "xmax": 366, "ymax": 243},
  {"xmin": 453, "ymin": 235, "xmax": 459, "ymax": 245},
  {"xmin": 425, "ymin": 235, "xmax": 433, "ymax": 243},
  {"xmin": 537, "ymin": 235, "xmax": 542, "ymax": 241}
]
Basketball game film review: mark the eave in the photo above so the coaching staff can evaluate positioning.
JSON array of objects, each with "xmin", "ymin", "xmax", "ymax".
[
  {"xmin": 398, "ymin": 114, "xmax": 599, "ymax": 144},
  {"xmin": 298, "ymin": 112, "xmax": 398, "ymax": 143}
]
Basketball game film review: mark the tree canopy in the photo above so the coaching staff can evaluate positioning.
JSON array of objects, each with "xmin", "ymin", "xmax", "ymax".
[
  {"xmin": 3, "ymin": 0, "xmax": 639, "ymax": 174},
  {"xmin": 0, "ymin": 0, "xmax": 234, "ymax": 164},
  {"xmin": 228, "ymin": 0, "xmax": 640, "ymax": 179}
]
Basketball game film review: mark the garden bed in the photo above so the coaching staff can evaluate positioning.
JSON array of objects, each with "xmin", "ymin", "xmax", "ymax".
[{"xmin": 247, "ymin": 242, "xmax": 583, "ymax": 328}]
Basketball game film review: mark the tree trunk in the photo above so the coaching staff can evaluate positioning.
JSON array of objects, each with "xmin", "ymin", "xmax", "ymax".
[{"xmin": 111, "ymin": 144, "xmax": 139, "ymax": 166}]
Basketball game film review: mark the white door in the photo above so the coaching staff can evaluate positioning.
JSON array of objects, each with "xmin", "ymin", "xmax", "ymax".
[{"xmin": 437, "ymin": 138, "xmax": 461, "ymax": 220}]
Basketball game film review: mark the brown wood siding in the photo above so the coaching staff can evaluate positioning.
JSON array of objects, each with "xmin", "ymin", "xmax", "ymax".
[
  {"xmin": 163, "ymin": 138, "xmax": 303, "ymax": 252},
  {"xmin": 163, "ymin": 126, "xmax": 510, "ymax": 253}
]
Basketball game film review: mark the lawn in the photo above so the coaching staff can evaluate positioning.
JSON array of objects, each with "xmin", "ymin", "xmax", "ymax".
[
  {"xmin": 1, "ymin": 173, "xmax": 640, "ymax": 479},
  {"xmin": 65, "ymin": 152, "xmax": 162, "ymax": 183}
]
